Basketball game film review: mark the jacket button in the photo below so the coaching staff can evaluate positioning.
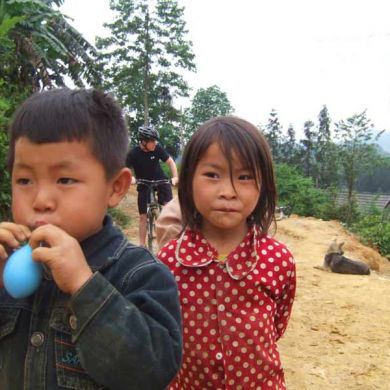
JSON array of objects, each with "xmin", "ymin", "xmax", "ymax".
[
  {"xmin": 69, "ymin": 314, "xmax": 77, "ymax": 330},
  {"xmin": 30, "ymin": 332, "xmax": 45, "ymax": 347}
]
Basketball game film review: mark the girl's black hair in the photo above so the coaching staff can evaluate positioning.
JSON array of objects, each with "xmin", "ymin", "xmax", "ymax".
[
  {"xmin": 178, "ymin": 116, "xmax": 276, "ymax": 233},
  {"xmin": 8, "ymin": 88, "xmax": 128, "ymax": 179}
]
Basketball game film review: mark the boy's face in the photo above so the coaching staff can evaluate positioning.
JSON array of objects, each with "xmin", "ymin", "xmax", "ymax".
[{"xmin": 11, "ymin": 138, "xmax": 121, "ymax": 242}]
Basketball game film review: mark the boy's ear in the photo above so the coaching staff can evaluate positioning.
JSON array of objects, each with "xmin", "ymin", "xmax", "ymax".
[{"xmin": 108, "ymin": 167, "xmax": 132, "ymax": 208}]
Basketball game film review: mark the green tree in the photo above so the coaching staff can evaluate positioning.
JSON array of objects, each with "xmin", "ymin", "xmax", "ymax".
[
  {"xmin": 315, "ymin": 105, "xmax": 338, "ymax": 188},
  {"xmin": 96, "ymin": 0, "xmax": 196, "ymax": 134},
  {"xmin": 158, "ymin": 122, "xmax": 181, "ymax": 159},
  {"xmin": 185, "ymin": 85, "xmax": 234, "ymax": 140},
  {"xmin": 300, "ymin": 120, "xmax": 316, "ymax": 178},
  {"xmin": 334, "ymin": 110, "xmax": 384, "ymax": 206},
  {"xmin": 264, "ymin": 109, "xmax": 284, "ymax": 163},
  {"xmin": 356, "ymin": 157, "xmax": 390, "ymax": 192},
  {"xmin": 281, "ymin": 123, "xmax": 300, "ymax": 166},
  {"xmin": 1, "ymin": 0, "xmax": 101, "ymax": 93}
]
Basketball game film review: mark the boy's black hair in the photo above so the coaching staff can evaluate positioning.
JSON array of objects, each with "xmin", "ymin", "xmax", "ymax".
[
  {"xmin": 8, "ymin": 88, "xmax": 128, "ymax": 179},
  {"xmin": 178, "ymin": 115, "xmax": 276, "ymax": 233}
]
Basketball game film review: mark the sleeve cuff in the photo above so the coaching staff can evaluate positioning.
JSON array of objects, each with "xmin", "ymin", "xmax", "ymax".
[{"xmin": 69, "ymin": 272, "xmax": 115, "ymax": 341}]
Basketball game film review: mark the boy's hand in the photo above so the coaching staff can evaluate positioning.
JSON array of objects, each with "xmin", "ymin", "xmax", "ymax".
[
  {"xmin": 0, "ymin": 222, "xmax": 31, "ymax": 288},
  {"xmin": 29, "ymin": 224, "xmax": 93, "ymax": 295},
  {"xmin": 171, "ymin": 177, "xmax": 179, "ymax": 186}
]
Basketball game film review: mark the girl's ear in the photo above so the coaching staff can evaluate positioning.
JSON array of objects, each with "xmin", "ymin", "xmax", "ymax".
[{"xmin": 108, "ymin": 167, "xmax": 132, "ymax": 208}]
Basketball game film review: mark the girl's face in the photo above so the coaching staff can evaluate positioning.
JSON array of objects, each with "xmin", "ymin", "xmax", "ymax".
[{"xmin": 192, "ymin": 142, "xmax": 260, "ymax": 239}]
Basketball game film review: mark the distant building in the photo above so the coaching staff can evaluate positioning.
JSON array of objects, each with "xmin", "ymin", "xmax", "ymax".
[{"xmin": 337, "ymin": 192, "xmax": 390, "ymax": 211}]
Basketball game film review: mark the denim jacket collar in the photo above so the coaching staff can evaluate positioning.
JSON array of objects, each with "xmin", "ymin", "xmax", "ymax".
[{"xmin": 80, "ymin": 215, "xmax": 126, "ymax": 272}]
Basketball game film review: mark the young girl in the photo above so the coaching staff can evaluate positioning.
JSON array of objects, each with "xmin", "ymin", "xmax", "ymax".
[{"xmin": 158, "ymin": 116, "xmax": 296, "ymax": 389}]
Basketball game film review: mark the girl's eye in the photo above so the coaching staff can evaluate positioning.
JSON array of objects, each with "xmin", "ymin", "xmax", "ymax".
[
  {"xmin": 16, "ymin": 178, "xmax": 31, "ymax": 185},
  {"xmin": 204, "ymin": 172, "xmax": 218, "ymax": 179},
  {"xmin": 57, "ymin": 178, "xmax": 77, "ymax": 184},
  {"xmin": 239, "ymin": 174, "xmax": 253, "ymax": 180}
]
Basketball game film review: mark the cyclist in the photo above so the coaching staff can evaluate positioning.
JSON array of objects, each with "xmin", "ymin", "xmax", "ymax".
[{"xmin": 126, "ymin": 125, "xmax": 178, "ymax": 246}]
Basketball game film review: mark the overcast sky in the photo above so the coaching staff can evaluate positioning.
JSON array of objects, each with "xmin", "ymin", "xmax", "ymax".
[{"xmin": 60, "ymin": 0, "xmax": 390, "ymax": 138}]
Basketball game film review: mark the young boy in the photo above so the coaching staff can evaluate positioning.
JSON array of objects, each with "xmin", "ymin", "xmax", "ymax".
[{"xmin": 0, "ymin": 88, "xmax": 182, "ymax": 389}]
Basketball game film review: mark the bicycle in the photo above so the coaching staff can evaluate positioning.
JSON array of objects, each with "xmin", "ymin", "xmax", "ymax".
[{"xmin": 136, "ymin": 178, "xmax": 172, "ymax": 251}]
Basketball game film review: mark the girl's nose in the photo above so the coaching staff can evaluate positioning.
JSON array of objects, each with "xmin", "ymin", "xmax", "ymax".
[
  {"xmin": 32, "ymin": 187, "xmax": 55, "ymax": 212},
  {"xmin": 219, "ymin": 179, "xmax": 237, "ymax": 199}
]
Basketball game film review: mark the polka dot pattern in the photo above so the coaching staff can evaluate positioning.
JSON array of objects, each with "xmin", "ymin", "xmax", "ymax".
[{"xmin": 158, "ymin": 226, "xmax": 296, "ymax": 390}]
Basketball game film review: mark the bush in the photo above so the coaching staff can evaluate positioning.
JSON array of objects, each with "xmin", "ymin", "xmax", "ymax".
[
  {"xmin": 0, "ymin": 131, "xmax": 11, "ymax": 220},
  {"xmin": 351, "ymin": 207, "xmax": 390, "ymax": 260},
  {"xmin": 325, "ymin": 198, "xmax": 361, "ymax": 225},
  {"xmin": 275, "ymin": 163, "xmax": 333, "ymax": 219}
]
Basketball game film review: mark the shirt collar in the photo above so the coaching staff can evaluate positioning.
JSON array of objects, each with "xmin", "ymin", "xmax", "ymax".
[{"xmin": 175, "ymin": 226, "xmax": 262, "ymax": 280}]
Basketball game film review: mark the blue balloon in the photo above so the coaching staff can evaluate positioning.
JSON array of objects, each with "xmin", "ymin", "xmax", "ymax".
[{"xmin": 3, "ymin": 244, "xmax": 43, "ymax": 299}]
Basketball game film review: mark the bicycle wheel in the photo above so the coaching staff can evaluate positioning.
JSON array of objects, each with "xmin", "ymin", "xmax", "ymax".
[
  {"xmin": 147, "ymin": 204, "xmax": 161, "ymax": 251},
  {"xmin": 147, "ymin": 208, "xmax": 155, "ymax": 250}
]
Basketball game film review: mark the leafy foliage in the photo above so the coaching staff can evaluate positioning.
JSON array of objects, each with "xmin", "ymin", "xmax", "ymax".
[
  {"xmin": 0, "ymin": 130, "xmax": 11, "ymax": 220},
  {"xmin": 315, "ymin": 105, "xmax": 338, "ymax": 188},
  {"xmin": 351, "ymin": 206, "xmax": 390, "ymax": 260},
  {"xmin": 264, "ymin": 109, "xmax": 284, "ymax": 162},
  {"xmin": 185, "ymin": 85, "xmax": 234, "ymax": 140},
  {"xmin": 96, "ymin": 0, "xmax": 196, "ymax": 137},
  {"xmin": 334, "ymin": 111, "xmax": 384, "ymax": 203},
  {"xmin": 356, "ymin": 156, "xmax": 390, "ymax": 192},
  {"xmin": 1, "ymin": 0, "xmax": 101, "ymax": 92},
  {"xmin": 275, "ymin": 164, "xmax": 333, "ymax": 219},
  {"xmin": 300, "ymin": 120, "xmax": 316, "ymax": 177}
]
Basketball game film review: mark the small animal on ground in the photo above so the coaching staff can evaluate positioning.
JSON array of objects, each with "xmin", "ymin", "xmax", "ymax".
[{"xmin": 318, "ymin": 239, "xmax": 370, "ymax": 275}]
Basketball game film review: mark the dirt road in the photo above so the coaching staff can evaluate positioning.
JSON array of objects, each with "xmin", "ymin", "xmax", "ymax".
[{"xmin": 119, "ymin": 188, "xmax": 390, "ymax": 389}]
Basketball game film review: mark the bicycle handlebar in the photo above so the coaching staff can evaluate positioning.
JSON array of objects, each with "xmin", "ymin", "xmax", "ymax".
[{"xmin": 135, "ymin": 178, "xmax": 172, "ymax": 187}]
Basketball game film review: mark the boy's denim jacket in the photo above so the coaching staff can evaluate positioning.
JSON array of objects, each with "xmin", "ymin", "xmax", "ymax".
[{"xmin": 0, "ymin": 215, "xmax": 182, "ymax": 390}]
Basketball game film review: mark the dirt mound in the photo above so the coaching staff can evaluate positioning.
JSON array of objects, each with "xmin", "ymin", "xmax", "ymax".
[
  {"xmin": 276, "ymin": 216, "xmax": 389, "ymax": 273},
  {"xmin": 275, "ymin": 216, "xmax": 390, "ymax": 390},
  {"xmin": 118, "ymin": 191, "xmax": 390, "ymax": 390}
]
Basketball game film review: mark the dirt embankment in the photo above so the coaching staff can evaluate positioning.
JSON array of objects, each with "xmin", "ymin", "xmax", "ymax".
[
  {"xmin": 275, "ymin": 216, "xmax": 390, "ymax": 390},
  {"xmin": 119, "ymin": 188, "xmax": 390, "ymax": 390}
]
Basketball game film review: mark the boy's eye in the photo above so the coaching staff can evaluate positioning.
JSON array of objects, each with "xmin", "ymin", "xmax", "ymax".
[
  {"xmin": 16, "ymin": 178, "xmax": 31, "ymax": 185},
  {"xmin": 57, "ymin": 177, "xmax": 77, "ymax": 184}
]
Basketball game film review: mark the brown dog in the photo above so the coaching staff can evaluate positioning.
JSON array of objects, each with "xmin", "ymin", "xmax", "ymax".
[{"xmin": 322, "ymin": 239, "xmax": 370, "ymax": 275}]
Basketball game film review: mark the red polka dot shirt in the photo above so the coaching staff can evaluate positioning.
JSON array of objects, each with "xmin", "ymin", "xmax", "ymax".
[{"xmin": 158, "ymin": 225, "xmax": 296, "ymax": 390}]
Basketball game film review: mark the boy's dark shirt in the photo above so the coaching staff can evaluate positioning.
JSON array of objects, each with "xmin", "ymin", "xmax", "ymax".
[
  {"xmin": 0, "ymin": 215, "xmax": 182, "ymax": 390},
  {"xmin": 126, "ymin": 144, "xmax": 170, "ymax": 181}
]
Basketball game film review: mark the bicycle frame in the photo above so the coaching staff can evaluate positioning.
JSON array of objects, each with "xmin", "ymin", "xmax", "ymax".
[{"xmin": 136, "ymin": 179, "xmax": 171, "ymax": 250}]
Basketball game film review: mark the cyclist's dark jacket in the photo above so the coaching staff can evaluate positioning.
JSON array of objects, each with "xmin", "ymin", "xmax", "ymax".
[
  {"xmin": 0, "ymin": 215, "xmax": 182, "ymax": 390},
  {"xmin": 126, "ymin": 144, "xmax": 170, "ymax": 183}
]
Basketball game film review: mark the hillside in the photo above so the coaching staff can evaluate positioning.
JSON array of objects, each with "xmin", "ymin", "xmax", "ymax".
[{"xmin": 119, "ymin": 187, "xmax": 390, "ymax": 389}]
